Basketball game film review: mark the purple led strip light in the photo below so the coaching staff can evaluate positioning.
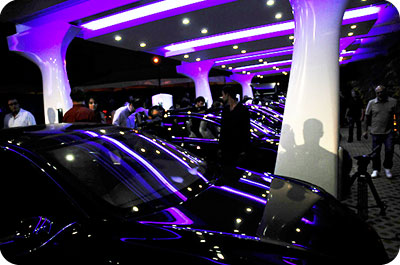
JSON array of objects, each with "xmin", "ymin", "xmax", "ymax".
[
  {"xmin": 215, "ymin": 37, "xmax": 355, "ymax": 67},
  {"xmin": 159, "ymin": 4, "xmax": 382, "ymax": 57},
  {"xmin": 79, "ymin": 0, "xmax": 237, "ymax": 39},
  {"xmin": 233, "ymin": 49, "xmax": 357, "ymax": 73},
  {"xmin": 214, "ymin": 46, "xmax": 294, "ymax": 66}
]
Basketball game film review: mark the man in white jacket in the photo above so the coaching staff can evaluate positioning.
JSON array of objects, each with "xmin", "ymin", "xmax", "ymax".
[{"xmin": 3, "ymin": 97, "xmax": 36, "ymax": 128}]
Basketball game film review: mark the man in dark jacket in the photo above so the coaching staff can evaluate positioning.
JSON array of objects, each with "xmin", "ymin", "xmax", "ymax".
[{"xmin": 219, "ymin": 85, "xmax": 251, "ymax": 182}]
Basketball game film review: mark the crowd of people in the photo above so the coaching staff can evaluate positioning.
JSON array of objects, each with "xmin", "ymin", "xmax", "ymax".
[{"xmin": 2, "ymin": 84, "xmax": 399, "ymax": 181}]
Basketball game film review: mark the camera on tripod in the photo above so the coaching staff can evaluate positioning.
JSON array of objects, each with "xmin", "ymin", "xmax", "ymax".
[
  {"xmin": 353, "ymin": 153, "xmax": 373, "ymax": 174},
  {"xmin": 348, "ymin": 145, "xmax": 386, "ymax": 219}
]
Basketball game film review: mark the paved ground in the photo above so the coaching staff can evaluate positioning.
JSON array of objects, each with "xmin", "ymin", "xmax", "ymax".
[{"xmin": 339, "ymin": 127, "xmax": 400, "ymax": 262}]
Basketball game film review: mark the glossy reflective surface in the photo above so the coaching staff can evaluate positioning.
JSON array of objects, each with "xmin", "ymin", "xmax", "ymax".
[
  {"xmin": 161, "ymin": 110, "xmax": 279, "ymax": 172},
  {"xmin": 0, "ymin": 124, "xmax": 388, "ymax": 264}
]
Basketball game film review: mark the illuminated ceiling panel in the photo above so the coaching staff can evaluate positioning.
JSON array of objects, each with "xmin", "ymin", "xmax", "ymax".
[{"xmin": 1, "ymin": 0, "xmax": 399, "ymax": 82}]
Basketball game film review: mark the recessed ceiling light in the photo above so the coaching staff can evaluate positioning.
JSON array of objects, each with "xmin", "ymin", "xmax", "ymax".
[
  {"xmin": 182, "ymin": 18, "xmax": 190, "ymax": 25},
  {"xmin": 196, "ymin": 57, "xmax": 201, "ymax": 61},
  {"xmin": 201, "ymin": 28, "xmax": 208, "ymax": 34},
  {"xmin": 115, "ymin": 35, "xmax": 122, "ymax": 41},
  {"xmin": 233, "ymin": 45, "xmax": 239, "ymax": 49},
  {"xmin": 266, "ymin": 0, "xmax": 275, "ymax": 6},
  {"xmin": 351, "ymin": 24, "xmax": 357, "ymax": 29},
  {"xmin": 348, "ymin": 32, "xmax": 354, "ymax": 36},
  {"xmin": 241, "ymin": 50, "xmax": 247, "ymax": 53},
  {"xmin": 140, "ymin": 42, "xmax": 146, "ymax": 47},
  {"xmin": 183, "ymin": 54, "xmax": 189, "ymax": 58},
  {"xmin": 275, "ymin": 13, "xmax": 282, "ymax": 19}
]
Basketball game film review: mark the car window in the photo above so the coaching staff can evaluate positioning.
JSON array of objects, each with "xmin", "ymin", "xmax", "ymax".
[
  {"xmin": 163, "ymin": 116, "xmax": 191, "ymax": 138},
  {"xmin": 164, "ymin": 116, "xmax": 220, "ymax": 139},
  {"xmin": 197, "ymin": 118, "xmax": 220, "ymax": 139},
  {"xmin": 41, "ymin": 132, "xmax": 209, "ymax": 214}
]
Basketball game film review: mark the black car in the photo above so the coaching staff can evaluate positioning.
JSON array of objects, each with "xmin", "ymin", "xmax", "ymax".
[
  {"xmin": 0, "ymin": 124, "xmax": 388, "ymax": 264},
  {"xmin": 245, "ymin": 104, "xmax": 283, "ymax": 133},
  {"xmin": 160, "ymin": 111, "xmax": 280, "ymax": 172}
]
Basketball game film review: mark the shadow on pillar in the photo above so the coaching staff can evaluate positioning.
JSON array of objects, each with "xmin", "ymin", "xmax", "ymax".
[{"xmin": 277, "ymin": 119, "xmax": 337, "ymax": 193}]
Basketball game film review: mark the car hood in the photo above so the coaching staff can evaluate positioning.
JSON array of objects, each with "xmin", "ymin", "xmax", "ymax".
[{"xmin": 115, "ymin": 171, "xmax": 387, "ymax": 264}]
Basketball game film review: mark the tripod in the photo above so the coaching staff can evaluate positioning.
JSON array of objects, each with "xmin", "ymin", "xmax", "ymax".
[{"xmin": 348, "ymin": 150, "xmax": 386, "ymax": 220}]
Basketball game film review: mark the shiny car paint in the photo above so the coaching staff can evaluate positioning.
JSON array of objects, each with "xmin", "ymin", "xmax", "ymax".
[
  {"xmin": 161, "ymin": 111, "xmax": 279, "ymax": 172},
  {"xmin": 0, "ymin": 124, "xmax": 387, "ymax": 264}
]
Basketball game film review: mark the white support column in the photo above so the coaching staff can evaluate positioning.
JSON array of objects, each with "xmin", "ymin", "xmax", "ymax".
[
  {"xmin": 228, "ymin": 73, "xmax": 255, "ymax": 99},
  {"xmin": 274, "ymin": 0, "xmax": 349, "ymax": 197},
  {"xmin": 176, "ymin": 61, "xmax": 214, "ymax": 106},
  {"xmin": 387, "ymin": 0, "xmax": 400, "ymax": 15},
  {"xmin": 7, "ymin": 22, "xmax": 81, "ymax": 124}
]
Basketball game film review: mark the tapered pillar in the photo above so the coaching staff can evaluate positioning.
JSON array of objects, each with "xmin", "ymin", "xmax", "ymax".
[
  {"xmin": 228, "ymin": 73, "xmax": 255, "ymax": 99},
  {"xmin": 387, "ymin": 0, "xmax": 400, "ymax": 15},
  {"xmin": 274, "ymin": 0, "xmax": 349, "ymax": 197},
  {"xmin": 176, "ymin": 61, "xmax": 214, "ymax": 106},
  {"xmin": 8, "ymin": 22, "xmax": 81, "ymax": 124}
]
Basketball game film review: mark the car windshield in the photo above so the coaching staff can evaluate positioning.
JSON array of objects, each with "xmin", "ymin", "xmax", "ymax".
[{"xmin": 41, "ymin": 130, "xmax": 211, "ymax": 215}]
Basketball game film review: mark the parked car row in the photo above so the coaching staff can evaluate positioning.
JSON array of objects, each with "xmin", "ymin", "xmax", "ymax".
[
  {"xmin": 160, "ymin": 110, "xmax": 280, "ymax": 173},
  {"xmin": 0, "ymin": 124, "xmax": 388, "ymax": 264}
]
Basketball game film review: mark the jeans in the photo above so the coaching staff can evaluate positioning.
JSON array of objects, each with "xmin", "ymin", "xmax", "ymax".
[
  {"xmin": 372, "ymin": 133, "xmax": 394, "ymax": 171},
  {"xmin": 348, "ymin": 117, "xmax": 361, "ymax": 141}
]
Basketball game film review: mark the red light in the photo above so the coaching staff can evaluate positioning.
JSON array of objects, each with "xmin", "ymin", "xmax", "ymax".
[{"xmin": 152, "ymin": 56, "xmax": 160, "ymax": 64}]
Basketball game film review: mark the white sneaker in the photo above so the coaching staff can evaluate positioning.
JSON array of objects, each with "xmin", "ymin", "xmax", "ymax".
[
  {"xmin": 384, "ymin": 168, "xmax": 392, "ymax": 179},
  {"xmin": 371, "ymin": 170, "xmax": 379, "ymax": 178}
]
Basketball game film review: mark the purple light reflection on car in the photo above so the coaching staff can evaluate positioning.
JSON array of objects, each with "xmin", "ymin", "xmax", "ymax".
[
  {"xmin": 213, "ymin": 186, "xmax": 267, "ymax": 205},
  {"xmin": 139, "ymin": 207, "xmax": 194, "ymax": 225},
  {"xmin": 100, "ymin": 135, "xmax": 187, "ymax": 202},
  {"xmin": 137, "ymin": 134, "xmax": 209, "ymax": 183}
]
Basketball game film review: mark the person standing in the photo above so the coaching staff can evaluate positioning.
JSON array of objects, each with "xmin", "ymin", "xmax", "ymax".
[
  {"xmin": 63, "ymin": 87, "xmax": 96, "ymax": 123},
  {"xmin": 112, "ymin": 97, "xmax": 136, "ymax": 128},
  {"xmin": 88, "ymin": 96, "xmax": 106, "ymax": 124},
  {"xmin": 345, "ymin": 89, "xmax": 364, "ymax": 142},
  {"xmin": 3, "ymin": 97, "xmax": 36, "ymax": 128},
  {"xmin": 127, "ymin": 98, "xmax": 149, "ymax": 129},
  {"xmin": 219, "ymin": 86, "xmax": 251, "ymax": 182},
  {"xmin": 365, "ymin": 85, "xmax": 399, "ymax": 178}
]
